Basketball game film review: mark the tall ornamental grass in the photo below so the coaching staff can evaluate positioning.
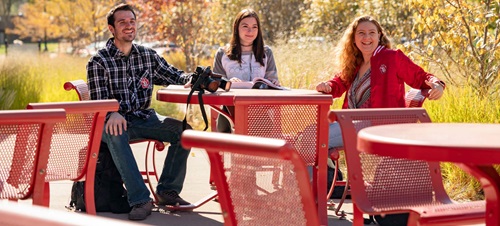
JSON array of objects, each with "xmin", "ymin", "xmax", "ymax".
[
  {"xmin": 423, "ymin": 84, "xmax": 500, "ymax": 201},
  {"xmin": 0, "ymin": 55, "xmax": 44, "ymax": 109}
]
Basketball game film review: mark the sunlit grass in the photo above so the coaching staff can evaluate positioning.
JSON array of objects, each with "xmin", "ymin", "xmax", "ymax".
[
  {"xmin": 273, "ymin": 41, "xmax": 337, "ymax": 90},
  {"xmin": 1, "ymin": 42, "xmax": 499, "ymax": 201},
  {"xmin": 424, "ymin": 85, "xmax": 500, "ymax": 123},
  {"xmin": 423, "ymin": 84, "xmax": 500, "ymax": 201},
  {"xmin": 0, "ymin": 53, "xmax": 86, "ymax": 109}
]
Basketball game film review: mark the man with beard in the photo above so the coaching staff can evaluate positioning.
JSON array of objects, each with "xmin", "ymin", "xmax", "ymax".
[{"xmin": 86, "ymin": 3, "xmax": 192, "ymax": 221}]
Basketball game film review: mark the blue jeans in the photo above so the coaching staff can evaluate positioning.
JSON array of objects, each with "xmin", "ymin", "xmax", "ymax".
[
  {"xmin": 101, "ymin": 112, "xmax": 192, "ymax": 206},
  {"xmin": 307, "ymin": 122, "xmax": 344, "ymax": 181},
  {"xmin": 328, "ymin": 122, "xmax": 344, "ymax": 148}
]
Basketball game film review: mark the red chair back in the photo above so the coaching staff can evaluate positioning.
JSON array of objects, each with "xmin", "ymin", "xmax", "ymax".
[
  {"xmin": 64, "ymin": 79, "xmax": 90, "ymax": 101},
  {"xmin": 181, "ymin": 130, "xmax": 320, "ymax": 226},
  {"xmin": 27, "ymin": 100, "xmax": 118, "ymax": 214},
  {"xmin": 1, "ymin": 109, "xmax": 66, "ymax": 203},
  {"xmin": 330, "ymin": 108, "xmax": 485, "ymax": 225},
  {"xmin": 405, "ymin": 88, "xmax": 429, "ymax": 107}
]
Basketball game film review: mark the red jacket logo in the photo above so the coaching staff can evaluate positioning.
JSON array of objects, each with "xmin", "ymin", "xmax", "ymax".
[
  {"xmin": 379, "ymin": 64, "xmax": 387, "ymax": 74},
  {"xmin": 140, "ymin": 77, "xmax": 150, "ymax": 89}
]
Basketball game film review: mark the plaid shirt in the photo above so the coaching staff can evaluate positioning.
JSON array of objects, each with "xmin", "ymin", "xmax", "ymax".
[{"xmin": 87, "ymin": 38, "xmax": 191, "ymax": 120}]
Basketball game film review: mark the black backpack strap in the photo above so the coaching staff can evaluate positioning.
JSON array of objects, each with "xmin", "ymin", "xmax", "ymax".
[{"xmin": 364, "ymin": 215, "xmax": 376, "ymax": 224}]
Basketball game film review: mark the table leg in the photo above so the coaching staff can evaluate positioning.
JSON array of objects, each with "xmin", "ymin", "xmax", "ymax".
[
  {"xmin": 316, "ymin": 146, "xmax": 328, "ymax": 225},
  {"xmin": 459, "ymin": 164, "xmax": 500, "ymax": 226}
]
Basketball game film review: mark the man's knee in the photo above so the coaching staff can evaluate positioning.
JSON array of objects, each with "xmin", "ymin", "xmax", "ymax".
[{"xmin": 102, "ymin": 131, "xmax": 129, "ymax": 146}]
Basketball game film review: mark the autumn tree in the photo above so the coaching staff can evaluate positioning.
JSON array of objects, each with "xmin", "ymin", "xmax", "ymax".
[
  {"xmin": 129, "ymin": 0, "xmax": 223, "ymax": 71},
  {"xmin": 407, "ymin": 0, "xmax": 500, "ymax": 98},
  {"xmin": 10, "ymin": 0, "xmax": 62, "ymax": 50},
  {"xmin": 299, "ymin": 0, "xmax": 358, "ymax": 41},
  {"xmin": 51, "ymin": 0, "xmax": 117, "ymax": 53},
  {"xmin": 300, "ymin": 0, "xmax": 415, "ymax": 44},
  {"xmin": 0, "ymin": 0, "xmax": 23, "ymax": 40},
  {"xmin": 356, "ymin": 1, "xmax": 414, "ymax": 45},
  {"xmin": 213, "ymin": 0, "xmax": 305, "ymax": 43},
  {"xmin": 10, "ymin": 0, "xmax": 117, "ymax": 53}
]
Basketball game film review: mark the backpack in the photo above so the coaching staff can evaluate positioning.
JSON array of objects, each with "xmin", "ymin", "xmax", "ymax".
[
  {"xmin": 373, "ymin": 213, "xmax": 409, "ymax": 226},
  {"xmin": 67, "ymin": 142, "xmax": 131, "ymax": 213}
]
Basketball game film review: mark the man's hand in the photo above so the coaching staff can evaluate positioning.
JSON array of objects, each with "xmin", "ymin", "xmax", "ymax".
[{"xmin": 106, "ymin": 112, "xmax": 127, "ymax": 136}]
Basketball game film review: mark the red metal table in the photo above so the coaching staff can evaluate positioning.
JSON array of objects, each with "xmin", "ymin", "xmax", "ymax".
[
  {"xmin": 357, "ymin": 123, "xmax": 500, "ymax": 226},
  {"xmin": 157, "ymin": 85, "xmax": 332, "ymax": 225}
]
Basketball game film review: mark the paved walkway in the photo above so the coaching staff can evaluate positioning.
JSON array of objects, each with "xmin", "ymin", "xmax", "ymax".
[{"xmin": 20, "ymin": 143, "xmax": 359, "ymax": 225}]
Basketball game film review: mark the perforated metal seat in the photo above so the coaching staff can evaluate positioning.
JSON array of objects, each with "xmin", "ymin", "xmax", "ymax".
[
  {"xmin": 331, "ymin": 108, "xmax": 485, "ymax": 225},
  {"xmin": 327, "ymin": 88, "xmax": 430, "ymax": 217},
  {"xmin": 27, "ymin": 100, "xmax": 118, "ymax": 214},
  {"xmin": 181, "ymin": 130, "xmax": 320, "ymax": 226},
  {"xmin": 1, "ymin": 109, "xmax": 65, "ymax": 205}
]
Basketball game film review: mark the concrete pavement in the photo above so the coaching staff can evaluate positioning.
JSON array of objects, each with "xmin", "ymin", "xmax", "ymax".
[{"xmin": 21, "ymin": 142, "xmax": 359, "ymax": 225}]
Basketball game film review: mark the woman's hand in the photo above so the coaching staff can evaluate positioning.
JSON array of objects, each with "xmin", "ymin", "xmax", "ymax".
[
  {"xmin": 229, "ymin": 77, "xmax": 242, "ymax": 82},
  {"xmin": 269, "ymin": 79, "xmax": 280, "ymax": 86},
  {"xmin": 106, "ymin": 112, "xmax": 127, "ymax": 136},
  {"xmin": 425, "ymin": 80, "xmax": 444, "ymax": 100},
  {"xmin": 316, "ymin": 81, "xmax": 332, "ymax": 93}
]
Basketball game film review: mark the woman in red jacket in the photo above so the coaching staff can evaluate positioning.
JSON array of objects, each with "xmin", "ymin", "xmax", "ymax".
[{"xmin": 316, "ymin": 15, "xmax": 445, "ymax": 148}]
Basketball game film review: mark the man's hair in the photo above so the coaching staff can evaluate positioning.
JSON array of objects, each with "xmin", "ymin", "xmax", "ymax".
[{"xmin": 107, "ymin": 3, "xmax": 136, "ymax": 27}]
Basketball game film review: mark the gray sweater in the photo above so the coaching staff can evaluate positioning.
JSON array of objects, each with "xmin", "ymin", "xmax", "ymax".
[{"xmin": 212, "ymin": 45, "xmax": 278, "ymax": 82}]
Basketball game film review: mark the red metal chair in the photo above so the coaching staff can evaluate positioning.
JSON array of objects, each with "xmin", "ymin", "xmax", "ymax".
[
  {"xmin": 27, "ymin": 100, "xmax": 118, "ymax": 215},
  {"xmin": 1, "ymin": 109, "xmax": 66, "ymax": 205},
  {"xmin": 64, "ymin": 79, "xmax": 166, "ymax": 202},
  {"xmin": 331, "ymin": 108, "xmax": 485, "ymax": 225},
  {"xmin": 327, "ymin": 88, "xmax": 430, "ymax": 217},
  {"xmin": 181, "ymin": 130, "xmax": 320, "ymax": 226}
]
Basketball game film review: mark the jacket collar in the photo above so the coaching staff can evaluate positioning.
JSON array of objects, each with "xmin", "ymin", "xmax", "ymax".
[{"xmin": 372, "ymin": 45, "xmax": 385, "ymax": 57}]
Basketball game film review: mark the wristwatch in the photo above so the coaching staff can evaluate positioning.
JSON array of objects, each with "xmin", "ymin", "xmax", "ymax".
[{"xmin": 436, "ymin": 81, "xmax": 446, "ymax": 89}]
